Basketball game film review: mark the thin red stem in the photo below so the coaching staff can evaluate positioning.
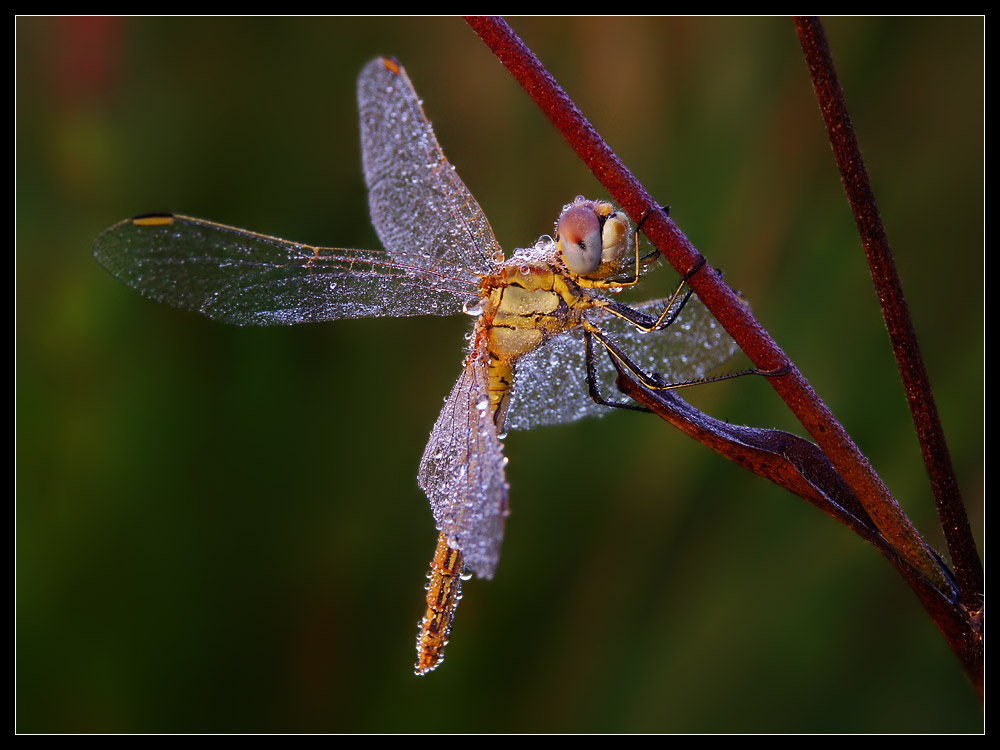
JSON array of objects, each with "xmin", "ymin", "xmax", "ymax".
[{"xmin": 793, "ymin": 16, "xmax": 982, "ymax": 614}]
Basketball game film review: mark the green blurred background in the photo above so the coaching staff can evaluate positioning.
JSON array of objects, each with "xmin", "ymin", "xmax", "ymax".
[{"xmin": 16, "ymin": 17, "xmax": 982, "ymax": 732}]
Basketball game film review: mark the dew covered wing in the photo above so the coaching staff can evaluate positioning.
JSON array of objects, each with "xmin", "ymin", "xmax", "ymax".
[{"xmin": 417, "ymin": 347, "xmax": 509, "ymax": 580}]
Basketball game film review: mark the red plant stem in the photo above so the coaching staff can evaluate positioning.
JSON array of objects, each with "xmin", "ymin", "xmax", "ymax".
[
  {"xmin": 464, "ymin": 16, "xmax": 954, "ymax": 598},
  {"xmin": 793, "ymin": 16, "xmax": 982, "ymax": 613}
]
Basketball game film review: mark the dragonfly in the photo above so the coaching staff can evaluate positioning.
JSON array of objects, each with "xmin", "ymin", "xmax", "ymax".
[{"xmin": 92, "ymin": 57, "xmax": 745, "ymax": 675}]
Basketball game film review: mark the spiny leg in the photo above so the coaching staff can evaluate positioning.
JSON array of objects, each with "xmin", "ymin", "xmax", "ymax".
[
  {"xmin": 597, "ymin": 255, "xmax": 706, "ymax": 334},
  {"xmin": 583, "ymin": 320, "xmax": 788, "ymax": 395},
  {"xmin": 583, "ymin": 327, "xmax": 651, "ymax": 413}
]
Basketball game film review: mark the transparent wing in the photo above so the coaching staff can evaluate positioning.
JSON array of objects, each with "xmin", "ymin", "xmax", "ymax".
[
  {"xmin": 507, "ymin": 295, "xmax": 740, "ymax": 430},
  {"xmin": 92, "ymin": 215, "xmax": 482, "ymax": 325},
  {"xmin": 359, "ymin": 57, "xmax": 502, "ymax": 279},
  {"xmin": 505, "ymin": 328, "xmax": 601, "ymax": 431},
  {"xmin": 418, "ymin": 341, "xmax": 508, "ymax": 580}
]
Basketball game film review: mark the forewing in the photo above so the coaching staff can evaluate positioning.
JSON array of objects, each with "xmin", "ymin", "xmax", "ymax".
[
  {"xmin": 507, "ymin": 294, "xmax": 740, "ymax": 430},
  {"xmin": 418, "ymin": 343, "xmax": 508, "ymax": 580},
  {"xmin": 359, "ymin": 57, "xmax": 502, "ymax": 279},
  {"xmin": 92, "ymin": 215, "xmax": 480, "ymax": 325}
]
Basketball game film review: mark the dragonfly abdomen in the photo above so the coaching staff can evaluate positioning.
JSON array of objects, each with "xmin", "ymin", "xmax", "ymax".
[{"xmin": 415, "ymin": 531, "xmax": 467, "ymax": 675}]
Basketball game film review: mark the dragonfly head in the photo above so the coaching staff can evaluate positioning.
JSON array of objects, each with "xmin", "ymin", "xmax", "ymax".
[{"xmin": 556, "ymin": 197, "xmax": 650, "ymax": 280}]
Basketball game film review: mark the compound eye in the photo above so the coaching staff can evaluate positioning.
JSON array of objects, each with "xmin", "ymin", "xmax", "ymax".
[
  {"xmin": 557, "ymin": 205, "xmax": 602, "ymax": 275},
  {"xmin": 601, "ymin": 211, "xmax": 631, "ymax": 267}
]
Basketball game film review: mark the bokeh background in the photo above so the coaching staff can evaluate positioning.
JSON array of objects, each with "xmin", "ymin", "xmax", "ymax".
[{"xmin": 16, "ymin": 17, "xmax": 982, "ymax": 733}]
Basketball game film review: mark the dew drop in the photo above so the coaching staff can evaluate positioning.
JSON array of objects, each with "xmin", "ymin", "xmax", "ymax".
[{"xmin": 463, "ymin": 298, "xmax": 485, "ymax": 316}]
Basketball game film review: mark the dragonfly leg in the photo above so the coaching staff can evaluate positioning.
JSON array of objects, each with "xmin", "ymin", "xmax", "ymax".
[
  {"xmin": 634, "ymin": 203, "xmax": 670, "ymax": 236},
  {"xmin": 632, "ymin": 203, "xmax": 670, "ymax": 271},
  {"xmin": 583, "ymin": 328, "xmax": 651, "ymax": 413},
  {"xmin": 633, "ymin": 204, "xmax": 712, "ymax": 296},
  {"xmin": 584, "ymin": 320, "xmax": 786, "ymax": 393},
  {"xmin": 596, "ymin": 268, "xmax": 698, "ymax": 334},
  {"xmin": 756, "ymin": 363, "xmax": 793, "ymax": 378},
  {"xmin": 637, "ymin": 256, "xmax": 708, "ymax": 332}
]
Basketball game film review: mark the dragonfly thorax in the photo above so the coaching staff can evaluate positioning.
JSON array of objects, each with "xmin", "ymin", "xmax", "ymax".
[
  {"xmin": 483, "ymin": 260, "xmax": 586, "ymax": 363},
  {"xmin": 474, "ymin": 255, "xmax": 591, "ymax": 437}
]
